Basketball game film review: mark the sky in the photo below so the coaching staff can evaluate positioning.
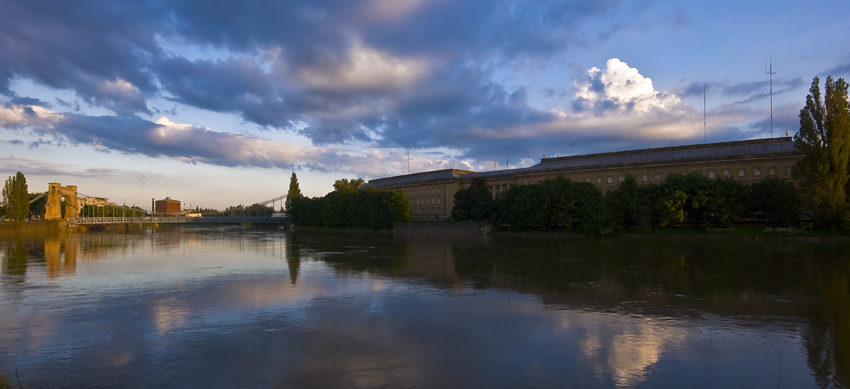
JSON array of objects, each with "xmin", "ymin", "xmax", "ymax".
[{"xmin": 0, "ymin": 0, "xmax": 848, "ymax": 210}]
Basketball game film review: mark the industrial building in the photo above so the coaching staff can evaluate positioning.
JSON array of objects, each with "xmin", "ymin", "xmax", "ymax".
[
  {"xmin": 153, "ymin": 197, "xmax": 181, "ymax": 215},
  {"xmin": 362, "ymin": 137, "xmax": 804, "ymax": 221}
]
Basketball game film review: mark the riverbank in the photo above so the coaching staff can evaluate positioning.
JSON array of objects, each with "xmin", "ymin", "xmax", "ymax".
[{"xmin": 0, "ymin": 220, "xmax": 66, "ymax": 236}]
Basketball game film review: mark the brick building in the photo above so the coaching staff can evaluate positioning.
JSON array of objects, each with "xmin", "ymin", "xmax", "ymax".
[
  {"xmin": 154, "ymin": 197, "xmax": 181, "ymax": 215},
  {"xmin": 361, "ymin": 137, "xmax": 804, "ymax": 221}
]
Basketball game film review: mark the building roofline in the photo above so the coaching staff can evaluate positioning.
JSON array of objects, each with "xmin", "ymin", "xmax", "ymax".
[
  {"xmin": 364, "ymin": 168, "xmax": 476, "ymax": 185},
  {"xmin": 540, "ymin": 137, "xmax": 795, "ymax": 163}
]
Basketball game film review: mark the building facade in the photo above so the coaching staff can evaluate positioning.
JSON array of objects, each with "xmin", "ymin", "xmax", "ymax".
[
  {"xmin": 154, "ymin": 197, "xmax": 181, "ymax": 215},
  {"xmin": 362, "ymin": 137, "xmax": 804, "ymax": 221}
]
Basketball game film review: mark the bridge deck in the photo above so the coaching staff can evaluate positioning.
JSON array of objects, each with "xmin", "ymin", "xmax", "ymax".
[{"xmin": 67, "ymin": 216, "xmax": 285, "ymax": 225}]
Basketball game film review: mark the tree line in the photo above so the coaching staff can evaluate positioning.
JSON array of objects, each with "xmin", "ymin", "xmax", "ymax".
[
  {"xmin": 286, "ymin": 175, "xmax": 411, "ymax": 229},
  {"xmin": 451, "ymin": 174, "xmax": 801, "ymax": 235}
]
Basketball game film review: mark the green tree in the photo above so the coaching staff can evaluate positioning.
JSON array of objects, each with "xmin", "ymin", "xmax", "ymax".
[
  {"xmin": 2, "ymin": 172, "xmax": 28, "ymax": 221},
  {"xmin": 333, "ymin": 178, "xmax": 365, "ymax": 193},
  {"xmin": 285, "ymin": 172, "xmax": 302, "ymax": 212},
  {"xmin": 602, "ymin": 175, "xmax": 651, "ymax": 232},
  {"xmin": 748, "ymin": 177, "xmax": 802, "ymax": 226},
  {"xmin": 450, "ymin": 177, "xmax": 495, "ymax": 221},
  {"xmin": 793, "ymin": 76, "xmax": 850, "ymax": 226},
  {"xmin": 287, "ymin": 187, "xmax": 410, "ymax": 229}
]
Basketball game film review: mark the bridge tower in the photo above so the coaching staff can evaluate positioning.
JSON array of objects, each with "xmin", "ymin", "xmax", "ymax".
[{"xmin": 45, "ymin": 183, "xmax": 80, "ymax": 220}]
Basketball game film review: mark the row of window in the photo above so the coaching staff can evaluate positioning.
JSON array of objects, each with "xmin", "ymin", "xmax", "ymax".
[
  {"xmin": 413, "ymin": 207, "xmax": 447, "ymax": 214},
  {"xmin": 415, "ymin": 197, "xmax": 443, "ymax": 205},
  {"xmin": 586, "ymin": 166, "xmax": 793, "ymax": 185},
  {"xmin": 407, "ymin": 188, "xmax": 442, "ymax": 196}
]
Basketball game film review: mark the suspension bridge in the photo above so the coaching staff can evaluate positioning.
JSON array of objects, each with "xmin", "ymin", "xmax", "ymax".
[{"xmin": 39, "ymin": 183, "xmax": 286, "ymax": 226}]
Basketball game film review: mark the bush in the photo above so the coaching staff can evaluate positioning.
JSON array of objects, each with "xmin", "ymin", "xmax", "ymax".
[{"xmin": 493, "ymin": 176, "xmax": 602, "ymax": 233}]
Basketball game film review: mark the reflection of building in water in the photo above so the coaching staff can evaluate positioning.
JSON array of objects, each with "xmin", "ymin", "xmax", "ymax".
[
  {"xmin": 43, "ymin": 236, "xmax": 79, "ymax": 277},
  {"xmin": 397, "ymin": 238, "xmax": 461, "ymax": 284}
]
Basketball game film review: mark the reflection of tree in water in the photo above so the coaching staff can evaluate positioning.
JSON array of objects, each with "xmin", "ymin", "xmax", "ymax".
[
  {"xmin": 285, "ymin": 233, "xmax": 300, "ymax": 285},
  {"xmin": 803, "ymin": 246, "xmax": 850, "ymax": 389},
  {"xmin": 290, "ymin": 230, "xmax": 410, "ymax": 276},
  {"xmin": 1, "ymin": 239, "xmax": 31, "ymax": 281},
  {"xmin": 451, "ymin": 237, "xmax": 816, "ymax": 303}
]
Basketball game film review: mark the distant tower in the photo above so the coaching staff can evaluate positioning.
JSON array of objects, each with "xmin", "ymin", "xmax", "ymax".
[{"xmin": 766, "ymin": 53, "xmax": 777, "ymax": 138}]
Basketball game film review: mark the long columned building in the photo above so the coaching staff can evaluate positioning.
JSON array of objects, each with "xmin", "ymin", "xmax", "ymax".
[{"xmin": 362, "ymin": 137, "xmax": 804, "ymax": 221}]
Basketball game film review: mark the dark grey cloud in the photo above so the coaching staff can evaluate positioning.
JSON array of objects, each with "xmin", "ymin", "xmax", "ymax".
[
  {"xmin": 10, "ymin": 96, "xmax": 50, "ymax": 107},
  {"xmin": 0, "ymin": 0, "xmax": 160, "ymax": 114},
  {"xmin": 674, "ymin": 77, "xmax": 804, "ymax": 104},
  {"xmin": 28, "ymin": 139, "xmax": 52, "ymax": 149},
  {"xmin": 0, "ymin": 0, "xmax": 640, "ymax": 157},
  {"xmin": 826, "ymin": 62, "xmax": 850, "ymax": 78}
]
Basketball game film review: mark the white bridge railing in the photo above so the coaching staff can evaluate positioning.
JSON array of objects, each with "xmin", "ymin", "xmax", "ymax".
[{"xmin": 67, "ymin": 216, "xmax": 285, "ymax": 225}]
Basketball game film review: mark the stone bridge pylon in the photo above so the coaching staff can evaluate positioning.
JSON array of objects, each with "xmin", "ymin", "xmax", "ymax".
[{"xmin": 45, "ymin": 183, "xmax": 79, "ymax": 220}]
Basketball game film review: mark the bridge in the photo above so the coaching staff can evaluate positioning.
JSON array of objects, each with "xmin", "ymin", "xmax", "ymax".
[{"xmin": 67, "ymin": 216, "xmax": 285, "ymax": 226}]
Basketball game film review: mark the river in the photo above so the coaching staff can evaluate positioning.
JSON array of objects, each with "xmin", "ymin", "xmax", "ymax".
[{"xmin": 0, "ymin": 225, "xmax": 847, "ymax": 388}]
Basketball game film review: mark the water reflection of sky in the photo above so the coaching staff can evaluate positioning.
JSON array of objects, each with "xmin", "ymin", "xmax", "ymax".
[{"xmin": 0, "ymin": 227, "xmax": 841, "ymax": 388}]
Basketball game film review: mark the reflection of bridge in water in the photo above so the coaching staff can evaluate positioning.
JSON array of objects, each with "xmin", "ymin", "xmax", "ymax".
[{"xmin": 67, "ymin": 216, "xmax": 286, "ymax": 226}]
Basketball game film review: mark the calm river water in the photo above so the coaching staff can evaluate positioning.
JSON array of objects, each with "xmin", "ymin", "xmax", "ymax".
[{"xmin": 0, "ymin": 225, "xmax": 848, "ymax": 388}]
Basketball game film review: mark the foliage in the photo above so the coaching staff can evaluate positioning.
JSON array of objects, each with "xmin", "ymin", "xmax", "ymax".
[
  {"xmin": 285, "ymin": 172, "xmax": 302, "ymax": 212},
  {"xmin": 2, "ymin": 172, "xmax": 28, "ymax": 221},
  {"xmin": 483, "ymin": 171, "xmax": 809, "ymax": 235},
  {"xmin": 288, "ymin": 187, "xmax": 411, "ymax": 229},
  {"xmin": 494, "ymin": 176, "xmax": 602, "ymax": 233},
  {"xmin": 333, "ymin": 178, "xmax": 365, "ymax": 193},
  {"xmin": 450, "ymin": 177, "xmax": 495, "ymax": 221},
  {"xmin": 793, "ymin": 76, "xmax": 850, "ymax": 227},
  {"xmin": 601, "ymin": 175, "xmax": 651, "ymax": 232},
  {"xmin": 749, "ymin": 177, "xmax": 802, "ymax": 226}
]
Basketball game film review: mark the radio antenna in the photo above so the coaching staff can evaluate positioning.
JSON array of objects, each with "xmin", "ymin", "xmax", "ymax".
[
  {"xmin": 766, "ymin": 50, "xmax": 777, "ymax": 138},
  {"xmin": 702, "ymin": 84, "xmax": 708, "ymax": 143}
]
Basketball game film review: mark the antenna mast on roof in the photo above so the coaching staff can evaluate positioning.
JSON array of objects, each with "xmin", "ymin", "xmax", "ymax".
[
  {"xmin": 407, "ymin": 151, "xmax": 410, "ymax": 175},
  {"xmin": 703, "ymin": 84, "xmax": 707, "ymax": 143},
  {"xmin": 766, "ymin": 50, "xmax": 777, "ymax": 138}
]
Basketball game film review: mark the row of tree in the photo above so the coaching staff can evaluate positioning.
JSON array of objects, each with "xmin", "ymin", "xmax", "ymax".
[
  {"xmin": 452, "ymin": 173, "xmax": 802, "ymax": 235},
  {"xmin": 286, "ymin": 175, "xmax": 411, "ymax": 229}
]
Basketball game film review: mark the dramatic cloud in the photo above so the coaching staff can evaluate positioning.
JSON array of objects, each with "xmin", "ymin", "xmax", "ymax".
[
  {"xmin": 0, "ymin": 0, "xmax": 802, "ymax": 176},
  {"xmin": 571, "ymin": 58, "xmax": 682, "ymax": 115},
  {"xmin": 0, "ymin": 0, "xmax": 638, "ymax": 149}
]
